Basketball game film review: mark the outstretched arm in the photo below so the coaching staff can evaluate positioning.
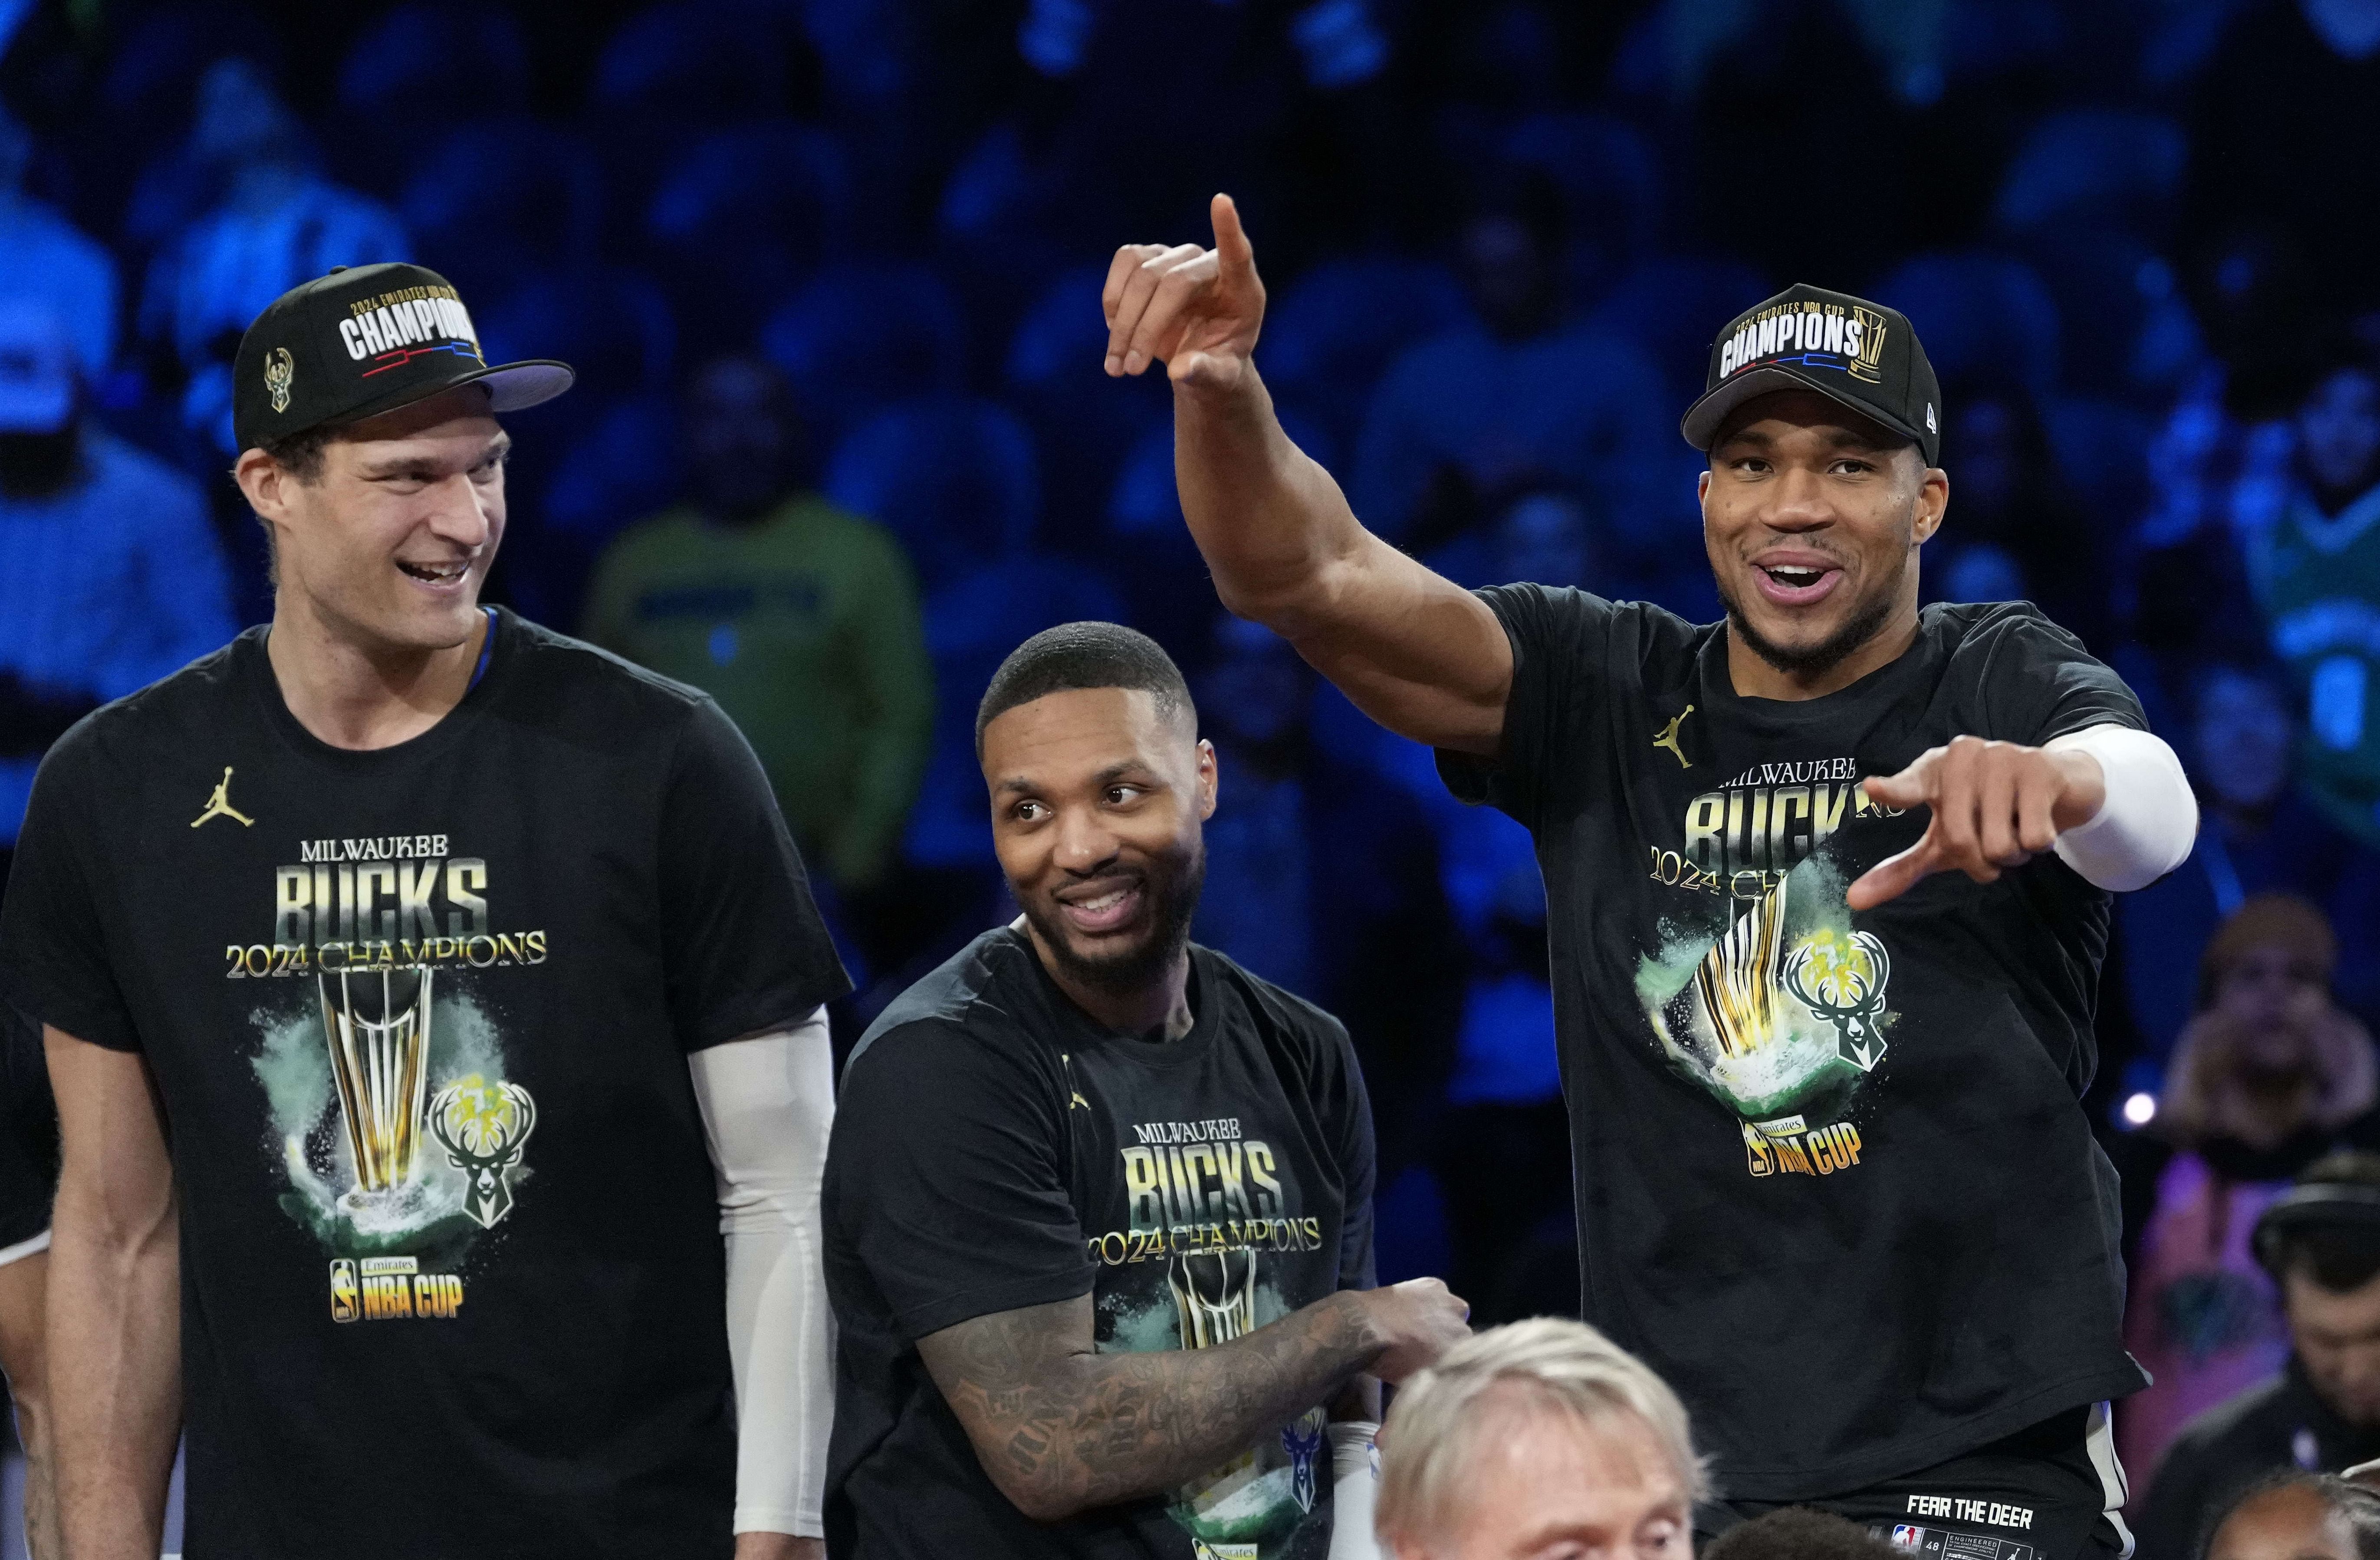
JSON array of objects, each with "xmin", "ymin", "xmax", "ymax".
[
  {"xmin": 917, "ymin": 1277, "xmax": 1466, "ymax": 1524},
  {"xmin": 1847, "ymin": 726, "xmax": 2195, "ymax": 908},
  {"xmin": 1103, "ymin": 196, "xmax": 1512, "ymax": 756},
  {"xmin": 44, "ymin": 1029, "xmax": 181, "ymax": 1560}
]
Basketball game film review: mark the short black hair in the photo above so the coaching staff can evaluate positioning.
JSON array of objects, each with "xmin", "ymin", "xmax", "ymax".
[
  {"xmin": 975, "ymin": 622, "xmax": 1195, "ymax": 759},
  {"xmin": 2271, "ymin": 1152, "xmax": 2380, "ymax": 1293},
  {"xmin": 2212, "ymin": 1472, "xmax": 2380, "ymax": 1560},
  {"xmin": 1703, "ymin": 1508, "xmax": 1903, "ymax": 1560}
]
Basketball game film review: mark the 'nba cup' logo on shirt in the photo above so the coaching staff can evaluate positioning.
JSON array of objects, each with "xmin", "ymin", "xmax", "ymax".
[
  {"xmin": 428, "ymin": 1075, "xmax": 537, "ymax": 1229},
  {"xmin": 263, "ymin": 347, "xmax": 294, "ymax": 414}
]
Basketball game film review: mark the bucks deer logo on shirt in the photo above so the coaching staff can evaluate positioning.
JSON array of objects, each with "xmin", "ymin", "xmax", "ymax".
[{"xmin": 429, "ymin": 1076, "xmax": 538, "ymax": 1229}]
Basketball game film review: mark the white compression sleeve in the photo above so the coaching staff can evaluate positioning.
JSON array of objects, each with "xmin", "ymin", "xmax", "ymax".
[
  {"xmin": 689, "ymin": 1008, "xmax": 835, "ymax": 1538},
  {"xmin": 1328, "ymin": 1421, "xmax": 1384, "ymax": 1560},
  {"xmin": 2045, "ymin": 724, "xmax": 2198, "ymax": 893}
]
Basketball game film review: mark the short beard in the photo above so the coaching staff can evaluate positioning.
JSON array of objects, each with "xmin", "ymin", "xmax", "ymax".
[
  {"xmin": 1717, "ymin": 557, "xmax": 1907, "ymax": 682},
  {"xmin": 1020, "ymin": 848, "xmax": 1206, "ymax": 1006}
]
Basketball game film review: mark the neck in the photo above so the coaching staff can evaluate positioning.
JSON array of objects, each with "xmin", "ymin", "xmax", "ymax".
[
  {"xmin": 266, "ymin": 594, "xmax": 487, "ymax": 751},
  {"xmin": 1725, "ymin": 601, "xmax": 1920, "ymax": 700},
  {"xmin": 1022, "ymin": 919, "xmax": 1195, "ymax": 1040}
]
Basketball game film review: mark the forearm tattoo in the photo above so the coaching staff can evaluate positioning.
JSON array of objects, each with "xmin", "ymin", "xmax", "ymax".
[{"xmin": 917, "ymin": 1291, "xmax": 1374, "ymax": 1520}]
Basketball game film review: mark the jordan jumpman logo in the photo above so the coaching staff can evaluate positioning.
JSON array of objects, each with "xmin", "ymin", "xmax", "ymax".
[
  {"xmin": 191, "ymin": 767, "xmax": 255, "ymax": 828},
  {"xmin": 1652, "ymin": 706, "xmax": 1695, "ymax": 769}
]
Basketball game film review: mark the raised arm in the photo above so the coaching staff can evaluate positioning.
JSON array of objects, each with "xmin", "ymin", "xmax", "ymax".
[
  {"xmin": 917, "ymin": 1277, "xmax": 1466, "ymax": 1524},
  {"xmin": 44, "ymin": 1028, "xmax": 181, "ymax": 1560},
  {"xmin": 1103, "ymin": 195, "xmax": 1512, "ymax": 756}
]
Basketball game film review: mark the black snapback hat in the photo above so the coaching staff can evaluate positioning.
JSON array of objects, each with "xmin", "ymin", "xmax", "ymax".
[
  {"xmin": 232, "ymin": 261, "xmax": 573, "ymax": 453},
  {"xmin": 1679, "ymin": 283, "xmax": 1941, "ymax": 466}
]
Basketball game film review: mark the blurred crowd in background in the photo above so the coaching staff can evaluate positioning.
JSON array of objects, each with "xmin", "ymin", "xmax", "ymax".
[{"xmin": 5, "ymin": 0, "xmax": 2380, "ymax": 1531}]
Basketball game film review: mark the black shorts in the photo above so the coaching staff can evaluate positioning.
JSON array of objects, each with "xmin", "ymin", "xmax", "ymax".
[{"xmin": 1697, "ymin": 1406, "xmax": 2132, "ymax": 1560}]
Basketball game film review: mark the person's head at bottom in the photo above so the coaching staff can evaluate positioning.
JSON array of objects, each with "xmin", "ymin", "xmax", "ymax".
[
  {"xmin": 2206, "ymin": 1473, "xmax": 2380, "ymax": 1560},
  {"xmin": 1374, "ymin": 1317, "xmax": 1704, "ymax": 1560},
  {"xmin": 976, "ymin": 621, "xmax": 1212, "ymax": 1035},
  {"xmin": 1703, "ymin": 1508, "xmax": 1906, "ymax": 1560}
]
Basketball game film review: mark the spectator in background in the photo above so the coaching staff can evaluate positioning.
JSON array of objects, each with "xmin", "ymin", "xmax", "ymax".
[
  {"xmin": 585, "ymin": 355, "xmax": 933, "ymax": 924},
  {"xmin": 135, "ymin": 59, "xmax": 410, "ymax": 459},
  {"xmin": 2140, "ymin": 1157, "xmax": 2380, "ymax": 1560},
  {"xmin": 1374, "ymin": 1317, "xmax": 1703, "ymax": 1560},
  {"xmin": 1190, "ymin": 614, "xmax": 1462, "ymax": 1186},
  {"xmin": 0, "ymin": 301, "xmax": 232, "ymax": 867},
  {"xmin": 2123, "ymin": 663, "xmax": 2378, "ymax": 1058},
  {"xmin": 0, "ymin": 110, "xmax": 117, "ymax": 389},
  {"xmin": 2249, "ymin": 345, "xmax": 2380, "ymax": 850},
  {"xmin": 1350, "ymin": 177, "xmax": 1667, "ymax": 543},
  {"xmin": 1924, "ymin": 386, "xmax": 2101, "ymax": 644},
  {"xmin": 2122, "ymin": 897, "xmax": 2379, "ymax": 1488}
]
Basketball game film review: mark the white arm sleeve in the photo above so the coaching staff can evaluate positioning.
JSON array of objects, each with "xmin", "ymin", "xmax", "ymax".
[
  {"xmin": 689, "ymin": 1008, "xmax": 835, "ymax": 1538},
  {"xmin": 2045, "ymin": 724, "xmax": 2198, "ymax": 893},
  {"xmin": 1328, "ymin": 1421, "xmax": 1384, "ymax": 1560}
]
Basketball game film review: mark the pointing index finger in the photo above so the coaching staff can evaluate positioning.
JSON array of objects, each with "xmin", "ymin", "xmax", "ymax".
[{"xmin": 1210, "ymin": 193, "xmax": 1256, "ymax": 277}]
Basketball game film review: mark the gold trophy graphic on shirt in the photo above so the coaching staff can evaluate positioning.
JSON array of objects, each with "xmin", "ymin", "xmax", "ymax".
[
  {"xmin": 318, "ymin": 966, "xmax": 434, "ymax": 1203},
  {"xmin": 1168, "ymin": 1248, "xmax": 1328, "ymax": 1551}
]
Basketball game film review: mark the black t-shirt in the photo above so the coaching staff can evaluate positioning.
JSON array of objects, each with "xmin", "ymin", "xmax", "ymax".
[
  {"xmin": 823, "ymin": 927, "xmax": 1376, "ymax": 1559},
  {"xmin": 1440, "ymin": 591, "xmax": 2151, "ymax": 1499},
  {"xmin": 0, "ymin": 610, "xmax": 848, "ymax": 1557}
]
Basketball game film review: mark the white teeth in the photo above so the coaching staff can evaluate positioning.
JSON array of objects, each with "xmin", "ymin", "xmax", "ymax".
[{"xmin": 1074, "ymin": 889, "xmax": 1130, "ymax": 913}]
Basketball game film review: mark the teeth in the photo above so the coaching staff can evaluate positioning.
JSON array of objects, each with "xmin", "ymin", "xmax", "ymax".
[{"xmin": 1074, "ymin": 889, "xmax": 1130, "ymax": 913}]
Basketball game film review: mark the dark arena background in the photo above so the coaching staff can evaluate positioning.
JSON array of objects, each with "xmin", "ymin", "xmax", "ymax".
[{"xmin": 0, "ymin": 0, "xmax": 2373, "ymax": 1547}]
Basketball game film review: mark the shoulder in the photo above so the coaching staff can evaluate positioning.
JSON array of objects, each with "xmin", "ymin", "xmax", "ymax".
[
  {"xmin": 494, "ymin": 613, "xmax": 719, "ymax": 723},
  {"xmin": 1922, "ymin": 601, "xmax": 2143, "ymax": 731},
  {"xmin": 591, "ymin": 509, "xmax": 700, "ymax": 571},
  {"xmin": 848, "ymin": 930, "xmax": 1052, "ymax": 1085},
  {"xmin": 1479, "ymin": 583, "xmax": 1710, "ymax": 670},
  {"xmin": 1198, "ymin": 946, "xmax": 1352, "ymax": 1064},
  {"xmin": 2161, "ymin": 1374, "xmax": 2297, "ymax": 1467}
]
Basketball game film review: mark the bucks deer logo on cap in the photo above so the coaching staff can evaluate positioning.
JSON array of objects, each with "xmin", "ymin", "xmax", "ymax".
[{"xmin": 263, "ymin": 347, "xmax": 295, "ymax": 414}]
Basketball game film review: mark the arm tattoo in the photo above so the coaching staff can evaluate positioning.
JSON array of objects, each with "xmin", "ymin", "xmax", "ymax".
[{"xmin": 917, "ymin": 1290, "xmax": 1374, "ymax": 1522}]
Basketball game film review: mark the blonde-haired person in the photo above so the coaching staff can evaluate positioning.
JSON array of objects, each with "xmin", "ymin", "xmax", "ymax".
[
  {"xmin": 2121, "ymin": 893, "xmax": 2379, "ymax": 1489},
  {"xmin": 1372, "ymin": 1317, "xmax": 1704, "ymax": 1559}
]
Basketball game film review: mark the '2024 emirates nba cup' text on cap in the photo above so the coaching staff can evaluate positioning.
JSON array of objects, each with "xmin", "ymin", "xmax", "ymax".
[
  {"xmin": 232, "ymin": 261, "xmax": 575, "ymax": 454},
  {"xmin": 1678, "ymin": 283, "xmax": 1943, "ymax": 467}
]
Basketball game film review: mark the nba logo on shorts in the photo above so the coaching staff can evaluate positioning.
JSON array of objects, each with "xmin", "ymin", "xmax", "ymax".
[{"xmin": 1892, "ymin": 1526, "xmax": 1922, "ymax": 1549}]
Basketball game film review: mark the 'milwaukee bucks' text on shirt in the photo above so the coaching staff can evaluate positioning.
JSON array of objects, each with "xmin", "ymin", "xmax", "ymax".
[
  {"xmin": 823, "ymin": 929, "xmax": 1377, "ymax": 1560},
  {"xmin": 0, "ymin": 610, "xmax": 849, "ymax": 1558},
  {"xmin": 1440, "ymin": 590, "xmax": 2150, "ymax": 1498}
]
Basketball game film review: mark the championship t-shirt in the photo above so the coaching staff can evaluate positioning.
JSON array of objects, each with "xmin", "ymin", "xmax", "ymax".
[
  {"xmin": 1439, "ymin": 591, "xmax": 2150, "ymax": 1499},
  {"xmin": 824, "ymin": 927, "xmax": 1376, "ymax": 1559},
  {"xmin": 0, "ymin": 609, "xmax": 849, "ymax": 1557}
]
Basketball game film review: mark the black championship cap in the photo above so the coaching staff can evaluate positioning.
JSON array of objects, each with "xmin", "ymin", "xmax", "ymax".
[
  {"xmin": 1679, "ymin": 283, "xmax": 1941, "ymax": 466},
  {"xmin": 232, "ymin": 261, "xmax": 572, "ymax": 453}
]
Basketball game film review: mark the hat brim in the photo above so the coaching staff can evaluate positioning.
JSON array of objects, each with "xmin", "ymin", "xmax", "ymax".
[
  {"xmin": 1679, "ymin": 363, "xmax": 1927, "ymax": 458},
  {"xmin": 320, "ymin": 357, "xmax": 577, "ymax": 436}
]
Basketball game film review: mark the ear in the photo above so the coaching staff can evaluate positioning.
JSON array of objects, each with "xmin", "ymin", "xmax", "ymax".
[
  {"xmin": 1695, "ymin": 468, "xmax": 1713, "ymax": 506},
  {"xmin": 1911, "ymin": 463, "xmax": 1948, "ymax": 547},
  {"xmin": 235, "ymin": 446, "xmax": 295, "ymax": 523},
  {"xmin": 1196, "ymin": 738, "xmax": 1219, "ymax": 821}
]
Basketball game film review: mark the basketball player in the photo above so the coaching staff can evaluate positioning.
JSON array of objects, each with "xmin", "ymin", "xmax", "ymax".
[
  {"xmin": 1097, "ymin": 197, "xmax": 2198, "ymax": 1557},
  {"xmin": 822, "ymin": 622, "xmax": 1470, "ymax": 1558},
  {"xmin": 0, "ymin": 263, "xmax": 848, "ymax": 1558}
]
